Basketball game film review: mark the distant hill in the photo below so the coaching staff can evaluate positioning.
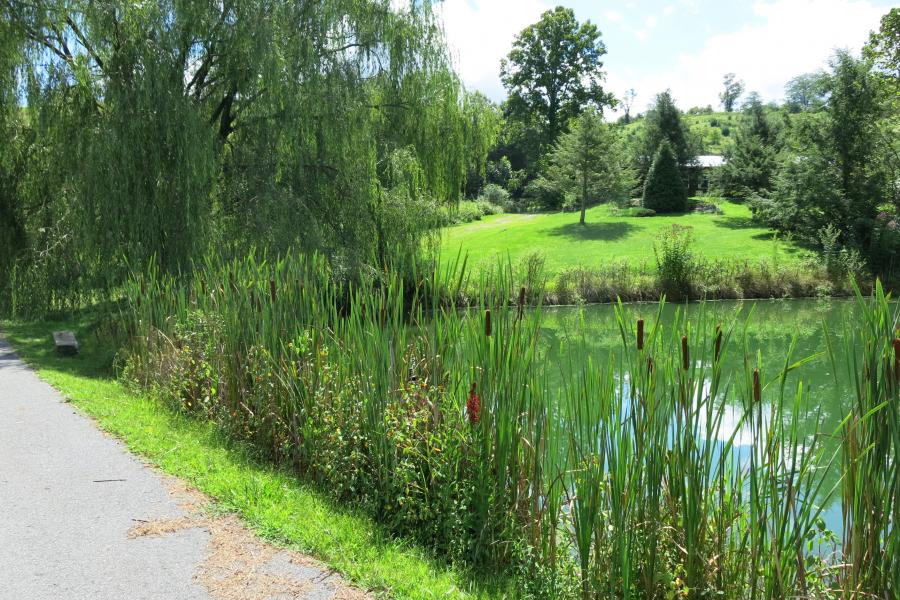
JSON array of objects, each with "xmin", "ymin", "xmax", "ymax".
[{"xmin": 623, "ymin": 111, "xmax": 742, "ymax": 156}]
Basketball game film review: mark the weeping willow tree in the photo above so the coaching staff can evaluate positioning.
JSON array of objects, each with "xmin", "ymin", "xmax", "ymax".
[{"xmin": 1, "ymin": 0, "xmax": 497, "ymax": 314}]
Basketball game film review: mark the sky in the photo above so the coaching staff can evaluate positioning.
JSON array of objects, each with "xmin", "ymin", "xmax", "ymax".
[{"xmin": 433, "ymin": 0, "xmax": 896, "ymax": 115}]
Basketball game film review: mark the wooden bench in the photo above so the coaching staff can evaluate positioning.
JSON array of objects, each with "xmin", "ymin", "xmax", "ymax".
[{"xmin": 52, "ymin": 331, "xmax": 79, "ymax": 356}]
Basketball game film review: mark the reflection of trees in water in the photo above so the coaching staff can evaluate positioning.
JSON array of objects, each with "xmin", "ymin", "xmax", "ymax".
[{"xmin": 537, "ymin": 298, "xmax": 865, "ymax": 523}]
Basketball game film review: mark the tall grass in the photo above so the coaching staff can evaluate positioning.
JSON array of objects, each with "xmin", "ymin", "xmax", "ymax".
[{"xmin": 120, "ymin": 252, "xmax": 897, "ymax": 598}]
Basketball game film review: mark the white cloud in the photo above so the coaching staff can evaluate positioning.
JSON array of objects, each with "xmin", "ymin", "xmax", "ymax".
[
  {"xmin": 436, "ymin": 0, "xmax": 552, "ymax": 101},
  {"xmin": 663, "ymin": 4, "xmax": 678, "ymax": 16},
  {"xmin": 613, "ymin": 0, "xmax": 886, "ymax": 114},
  {"xmin": 605, "ymin": 9, "xmax": 624, "ymax": 23}
]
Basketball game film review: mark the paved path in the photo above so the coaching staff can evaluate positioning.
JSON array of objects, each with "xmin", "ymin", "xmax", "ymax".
[{"xmin": 0, "ymin": 338, "xmax": 365, "ymax": 600}]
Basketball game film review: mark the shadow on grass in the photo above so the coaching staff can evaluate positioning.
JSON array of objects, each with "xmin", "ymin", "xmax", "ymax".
[
  {"xmin": 547, "ymin": 220, "xmax": 635, "ymax": 242},
  {"xmin": 714, "ymin": 215, "xmax": 758, "ymax": 230},
  {"xmin": 0, "ymin": 310, "xmax": 514, "ymax": 599}
]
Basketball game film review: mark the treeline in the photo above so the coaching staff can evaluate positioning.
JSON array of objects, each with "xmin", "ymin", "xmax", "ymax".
[
  {"xmin": 473, "ymin": 8, "xmax": 900, "ymax": 279},
  {"xmin": 0, "ymin": 0, "xmax": 500, "ymax": 315}
]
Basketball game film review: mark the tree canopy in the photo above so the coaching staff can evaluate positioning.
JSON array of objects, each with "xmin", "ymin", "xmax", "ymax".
[
  {"xmin": 0, "ymin": 0, "xmax": 497, "ymax": 313},
  {"xmin": 642, "ymin": 140, "xmax": 687, "ymax": 213},
  {"xmin": 719, "ymin": 73, "xmax": 745, "ymax": 112},
  {"xmin": 500, "ymin": 6, "xmax": 613, "ymax": 148},
  {"xmin": 543, "ymin": 108, "xmax": 632, "ymax": 224}
]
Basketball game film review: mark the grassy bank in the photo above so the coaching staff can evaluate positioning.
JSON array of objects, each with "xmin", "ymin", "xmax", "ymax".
[
  {"xmin": 110, "ymin": 252, "xmax": 897, "ymax": 598},
  {"xmin": 0, "ymin": 313, "xmax": 507, "ymax": 599}
]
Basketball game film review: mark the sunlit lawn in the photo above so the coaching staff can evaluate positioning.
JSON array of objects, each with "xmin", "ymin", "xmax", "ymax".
[{"xmin": 440, "ymin": 199, "xmax": 808, "ymax": 274}]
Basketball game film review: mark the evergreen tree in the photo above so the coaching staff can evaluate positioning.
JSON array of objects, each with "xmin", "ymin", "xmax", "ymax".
[
  {"xmin": 714, "ymin": 95, "xmax": 781, "ymax": 199},
  {"xmin": 543, "ymin": 108, "xmax": 632, "ymax": 224},
  {"xmin": 633, "ymin": 91, "xmax": 697, "ymax": 183},
  {"xmin": 643, "ymin": 141, "xmax": 687, "ymax": 213}
]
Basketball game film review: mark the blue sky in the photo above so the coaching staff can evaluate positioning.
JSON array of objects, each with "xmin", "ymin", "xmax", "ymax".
[{"xmin": 433, "ymin": 0, "xmax": 897, "ymax": 114}]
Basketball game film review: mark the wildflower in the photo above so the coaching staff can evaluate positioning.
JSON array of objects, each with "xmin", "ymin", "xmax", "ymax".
[{"xmin": 467, "ymin": 382, "xmax": 481, "ymax": 425}]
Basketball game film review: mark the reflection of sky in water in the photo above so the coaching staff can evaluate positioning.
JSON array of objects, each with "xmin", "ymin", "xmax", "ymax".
[{"xmin": 541, "ymin": 298, "xmax": 870, "ymax": 538}]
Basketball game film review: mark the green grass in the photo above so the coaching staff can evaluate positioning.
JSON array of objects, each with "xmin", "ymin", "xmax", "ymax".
[
  {"xmin": 0, "ymin": 313, "xmax": 507, "ymax": 600},
  {"xmin": 440, "ymin": 200, "xmax": 808, "ymax": 275}
]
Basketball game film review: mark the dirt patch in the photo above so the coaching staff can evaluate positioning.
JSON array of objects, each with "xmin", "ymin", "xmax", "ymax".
[{"xmin": 129, "ymin": 475, "xmax": 369, "ymax": 600}]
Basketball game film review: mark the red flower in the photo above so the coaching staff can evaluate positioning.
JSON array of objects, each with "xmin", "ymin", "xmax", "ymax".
[{"xmin": 467, "ymin": 383, "xmax": 481, "ymax": 425}]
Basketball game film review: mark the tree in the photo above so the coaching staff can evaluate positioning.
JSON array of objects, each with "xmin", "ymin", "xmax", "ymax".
[
  {"xmin": 632, "ymin": 91, "xmax": 697, "ymax": 182},
  {"xmin": 720, "ymin": 73, "xmax": 745, "ymax": 112},
  {"xmin": 543, "ymin": 109, "xmax": 632, "ymax": 224},
  {"xmin": 784, "ymin": 72, "xmax": 829, "ymax": 113},
  {"xmin": 767, "ymin": 51, "xmax": 892, "ymax": 269},
  {"xmin": 1, "ymin": 0, "xmax": 493, "ymax": 313},
  {"xmin": 620, "ymin": 88, "xmax": 637, "ymax": 124},
  {"xmin": 714, "ymin": 95, "xmax": 781, "ymax": 199},
  {"xmin": 500, "ymin": 7, "xmax": 614, "ymax": 149},
  {"xmin": 643, "ymin": 141, "xmax": 687, "ymax": 213},
  {"xmin": 865, "ymin": 8, "xmax": 900, "ymax": 80}
]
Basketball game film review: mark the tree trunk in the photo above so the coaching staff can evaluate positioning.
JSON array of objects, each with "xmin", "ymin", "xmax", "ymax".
[{"xmin": 580, "ymin": 171, "xmax": 587, "ymax": 225}]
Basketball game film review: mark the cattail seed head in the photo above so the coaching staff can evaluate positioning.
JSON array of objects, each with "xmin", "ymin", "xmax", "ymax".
[
  {"xmin": 681, "ymin": 336, "xmax": 690, "ymax": 371},
  {"xmin": 753, "ymin": 369, "xmax": 761, "ymax": 404},
  {"xmin": 269, "ymin": 279, "xmax": 277, "ymax": 304},
  {"xmin": 647, "ymin": 357, "xmax": 654, "ymax": 374},
  {"xmin": 485, "ymin": 309, "xmax": 492, "ymax": 337},
  {"xmin": 637, "ymin": 319, "xmax": 644, "ymax": 351},
  {"xmin": 893, "ymin": 338, "xmax": 900, "ymax": 383},
  {"xmin": 518, "ymin": 286, "xmax": 526, "ymax": 307},
  {"xmin": 714, "ymin": 325, "xmax": 722, "ymax": 362}
]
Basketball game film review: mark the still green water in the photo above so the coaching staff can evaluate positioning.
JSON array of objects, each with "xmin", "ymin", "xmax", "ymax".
[{"xmin": 539, "ymin": 298, "xmax": 864, "ymax": 535}]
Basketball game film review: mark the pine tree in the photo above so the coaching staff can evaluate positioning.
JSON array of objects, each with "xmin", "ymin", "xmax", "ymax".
[{"xmin": 643, "ymin": 141, "xmax": 687, "ymax": 213}]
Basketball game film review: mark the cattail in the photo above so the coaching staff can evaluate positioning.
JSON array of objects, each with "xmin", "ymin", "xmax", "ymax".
[
  {"xmin": 485, "ymin": 309, "xmax": 492, "ymax": 337},
  {"xmin": 140, "ymin": 278, "xmax": 147, "ymax": 297},
  {"xmin": 753, "ymin": 369, "xmax": 761, "ymax": 404},
  {"xmin": 647, "ymin": 357, "xmax": 654, "ymax": 375},
  {"xmin": 681, "ymin": 336, "xmax": 690, "ymax": 371},
  {"xmin": 637, "ymin": 319, "xmax": 644, "ymax": 350},
  {"xmin": 200, "ymin": 278, "xmax": 206, "ymax": 296},
  {"xmin": 517, "ymin": 287, "xmax": 526, "ymax": 319},
  {"xmin": 269, "ymin": 279, "xmax": 277, "ymax": 304},
  {"xmin": 467, "ymin": 382, "xmax": 481, "ymax": 425},
  {"xmin": 893, "ymin": 338, "xmax": 900, "ymax": 383},
  {"xmin": 714, "ymin": 325, "xmax": 723, "ymax": 363}
]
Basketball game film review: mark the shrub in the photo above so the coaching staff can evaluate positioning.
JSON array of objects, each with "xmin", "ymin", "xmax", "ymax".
[
  {"xmin": 654, "ymin": 224, "xmax": 694, "ymax": 299},
  {"xmin": 642, "ymin": 141, "xmax": 687, "ymax": 213},
  {"xmin": 523, "ymin": 177, "xmax": 564, "ymax": 210},
  {"xmin": 479, "ymin": 183, "xmax": 510, "ymax": 207},
  {"xmin": 616, "ymin": 207, "xmax": 656, "ymax": 217}
]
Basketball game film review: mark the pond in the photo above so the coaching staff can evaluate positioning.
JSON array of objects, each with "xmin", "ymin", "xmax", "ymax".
[{"xmin": 539, "ymin": 297, "xmax": 866, "ymax": 537}]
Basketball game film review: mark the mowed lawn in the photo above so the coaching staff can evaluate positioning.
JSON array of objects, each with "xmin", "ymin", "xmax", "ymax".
[{"xmin": 440, "ymin": 200, "xmax": 808, "ymax": 274}]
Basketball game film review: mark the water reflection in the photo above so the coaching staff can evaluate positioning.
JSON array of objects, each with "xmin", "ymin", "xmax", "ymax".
[{"xmin": 539, "ymin": 298, "xmax": 865, "ymax": 535}]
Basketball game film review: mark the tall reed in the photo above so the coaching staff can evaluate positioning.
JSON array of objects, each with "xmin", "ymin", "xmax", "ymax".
[{"xmin": 121, "ymin": 251, "xmax": 896, "ymax": 599}]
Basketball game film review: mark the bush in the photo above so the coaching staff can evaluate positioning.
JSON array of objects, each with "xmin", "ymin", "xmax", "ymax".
[
  {"xmin": 523, "ymin": 177, "xmax": 564, "ymax": 210},
  {"xmin": 642, "ymin": 141, "xmax": 687, "ymax": 213},
  {"xmin": 616, "ymin": 207, "xmax": 656, "ymax": 217},
  {"xmin": 479, "ymin": 183, "xmax": 510, "ymax": 207},
  {"xmin": 439, "ymin": 199, "xmax": 503, "ymax": 226},
  {"xmin": 654, "ymin": 224, "xmax": 694, "ymax": 299}
]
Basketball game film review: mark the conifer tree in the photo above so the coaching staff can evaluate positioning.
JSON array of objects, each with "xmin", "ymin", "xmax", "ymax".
[{"xmin": 643, "ymin": 140, "xmax": 687, "ymax": 213}]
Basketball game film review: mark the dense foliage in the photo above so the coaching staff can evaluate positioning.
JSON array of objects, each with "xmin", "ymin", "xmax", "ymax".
[
  {"xmin": 540, "ymin": 108, "xmax": 632, "ymax": 223},
  {"xmin": 124, "ymin": 253, "xmax": 899, "ymax": 598},
  {"xmin": 642, "ymin": 140, "xmax": 687, "ymax": 213},
  {"xmin": 0, "ymin": 0, "xmax": 497, "ymax": 315}
]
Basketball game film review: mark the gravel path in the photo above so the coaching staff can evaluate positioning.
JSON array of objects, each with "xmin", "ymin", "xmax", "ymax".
[{"xmin": 0, "ymin": 337, "xmax": 367, "ymax": 600}]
